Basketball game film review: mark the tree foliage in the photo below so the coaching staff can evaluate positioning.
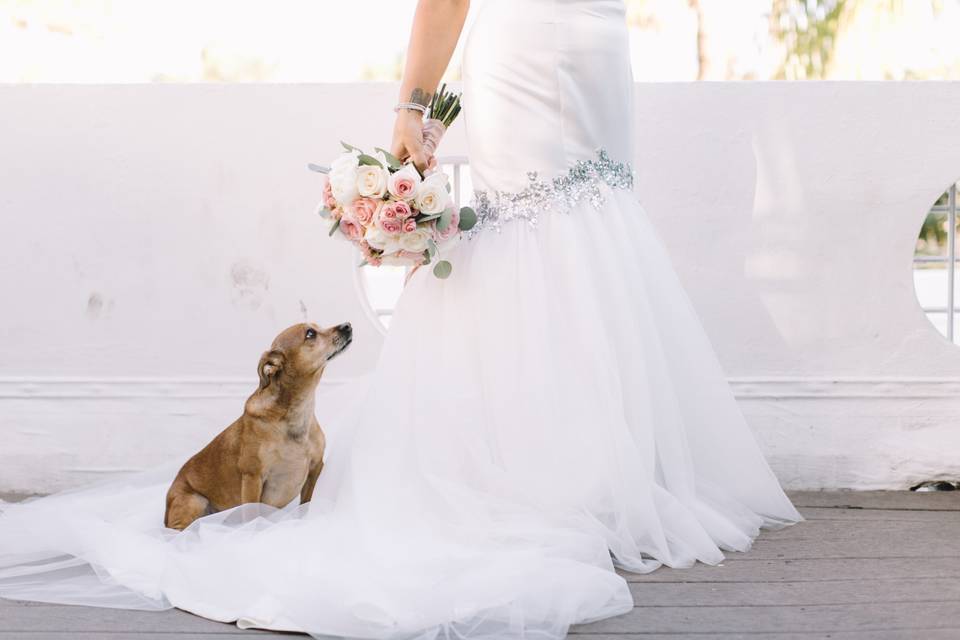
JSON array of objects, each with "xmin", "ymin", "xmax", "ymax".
[{"xmin": 771, "ymin": 0, "xmax": 849, "ymax": 79}]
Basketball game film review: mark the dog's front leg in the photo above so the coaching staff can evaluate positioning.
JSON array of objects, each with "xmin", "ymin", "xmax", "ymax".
[
  {"xmin": 300, "ymin": 460, "xmax": 324, "ymax": 504},
  {"xmin": 240, "ymin": 472, "xmax": 264, "ymax": 505}
]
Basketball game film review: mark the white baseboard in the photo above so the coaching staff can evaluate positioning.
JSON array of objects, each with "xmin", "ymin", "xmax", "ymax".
[
  {"xmin": 3, "ymin": 375, "xmax": 957, "ymax": 399},
  {"xmin": 1, "ymin": 376, "xmax": 958, "ymax": 493}
]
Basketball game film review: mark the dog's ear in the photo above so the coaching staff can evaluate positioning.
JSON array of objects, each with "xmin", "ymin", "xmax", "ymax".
[{"xmin": 257, "ymin": 350, "xmax": 285, "ymax": 389}]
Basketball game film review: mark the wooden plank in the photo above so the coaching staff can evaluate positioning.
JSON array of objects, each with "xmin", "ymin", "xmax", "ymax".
[
  {"xmin": 740, "ymin": 519, "xmax": 960, "ymax": 560},
  {"xmin": 797, "ymin": 506, "xmax": 960, "ymax": 522},
  {"xmin": 572, "ymin": 601, "xmax": 960, "ymax": 634},
  {"xmin": 0, "ymin": 492, "xmax": 36, "ymax": 503},
  {"xmin": 0, "ymin": 604, "xmax": 239, "ymax": 634},
  {"xmin": 618, "ymin": 556, "xmax": 960, "ymax": 583},
  {"xmin": 627, "ymin": 577, "xmax": 960, "ymax": 607},
  {"xmin": 569, "ymin": 632, "xmax": 960, "ymax": 639},
  {"xmin": 789, "ymin": 490, "xmax": 960, "ymax": 511},
  {"xmin": 0, "ymin": 634, "xmax": 296, "ymax": 639}
]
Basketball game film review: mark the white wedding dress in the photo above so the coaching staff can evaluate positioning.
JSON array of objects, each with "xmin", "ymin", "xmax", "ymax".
[{"xmin": 0, "ymin": 0, "xmax": 802, "ymax": 637}]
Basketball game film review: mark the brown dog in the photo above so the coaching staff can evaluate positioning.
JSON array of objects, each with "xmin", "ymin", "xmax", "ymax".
[{"xmin": 164, "ymin": 321, "xmax": 352, "ymax": 530}]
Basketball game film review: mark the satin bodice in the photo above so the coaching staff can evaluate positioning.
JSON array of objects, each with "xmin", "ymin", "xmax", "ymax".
[{"xmin": 462, "ymin": 0, "xmax": 634, "ymax": 193}]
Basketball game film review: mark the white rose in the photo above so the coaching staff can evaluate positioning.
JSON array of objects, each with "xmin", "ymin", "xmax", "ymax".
[
  {"xmin": 414, "ymin": 172, "xmax": 450, "ymax": 215},
  {"xmin": 355, "ymin": 165, "xmax": 387, "ymax": 198},
  {"xmin": 398, "ymin": 228, "xmax": 431, "ymax": 254},
  {"xmin": 364, "ymin": 227, "xmax": 401, "ymax": 253},
  {"xmin": 364, "ymin": 226, "xmax": 389, "ymax": 250},
  {"xmin": 328, "ymin": 152, "xmax": 360, "ymax": 203},
  {"xmin": 387, "ymin": 164, "xmax": 422, "ymax": 201}
]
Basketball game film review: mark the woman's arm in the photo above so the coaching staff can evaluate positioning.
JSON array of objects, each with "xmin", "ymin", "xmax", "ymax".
[{"xmin": 391, "ymin": 0, "xmax": 470, "ymax": 171}]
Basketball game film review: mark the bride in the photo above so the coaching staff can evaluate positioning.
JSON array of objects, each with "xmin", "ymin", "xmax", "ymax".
[{"xmin": 0, "ymin": 0, "xmax": 802, "ymax": 637}]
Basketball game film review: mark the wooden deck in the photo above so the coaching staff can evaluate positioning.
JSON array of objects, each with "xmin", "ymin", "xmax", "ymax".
[{"xmin": 1, "ymin": 491, "xmax": 958, "ymax": 639}]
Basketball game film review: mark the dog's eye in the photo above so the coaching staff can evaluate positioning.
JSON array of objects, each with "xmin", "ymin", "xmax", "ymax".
[{"xmin": 305, "ymin": 328, "xmax": 317, "ymax": 340}]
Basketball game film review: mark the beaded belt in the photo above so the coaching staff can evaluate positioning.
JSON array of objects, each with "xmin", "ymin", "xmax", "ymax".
[{"xmin": 467, "ymin": 149, "xmax": 635, "ymax": 238}]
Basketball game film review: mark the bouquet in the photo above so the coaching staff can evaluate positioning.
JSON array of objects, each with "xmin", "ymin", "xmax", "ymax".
[{"xmin": 308, "ymin": 86, "xmax": 474, "ymax": 279}]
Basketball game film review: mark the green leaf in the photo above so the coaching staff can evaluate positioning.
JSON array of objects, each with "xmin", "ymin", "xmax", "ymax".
[
  {"xmin": 426, "ymin": 238, "xmax": 438, "ymax": 258},
  {"xmin": 433, "ymin": 260, "xmax": 452, "ymax": 279},
  {"xmin": 328, "ymin": 218, "xmax": 341, "ymax": 237},
  {"xmin": 436, "ymin": 208, "xmax": 454, "ymax": 232},
  {"xmin": 374, "ymin": 147, "xmax": 403, "ymax": 169},
  {"xmin": 358, "ymin": 154, "xmax": 383, "ymax": 168},
  {"xmin": 340, "ymin": 141, "xmax": 361, "ymax": 152},
  {"xmin": 358, "ymin": 259, "xmax": 368, "ymax": 267},
  {"xmin": 418, "ymin": 213, "xmax": 442, "ymax": 223},
  {"xmin": 458, "ymin": 206, "xmax": 477, "ymax": 231},
  {"xmin": 307, "ymin": 163, "xmax": 330, "ymax": 174},
  {"xmin": 318, "ymin": 207, "xmax": 332, "ymax": 218}
]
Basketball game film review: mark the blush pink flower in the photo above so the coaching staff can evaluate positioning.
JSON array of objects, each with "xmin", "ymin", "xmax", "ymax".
[
  {"xmin": 351, "ymin": 197, "xmax": 381, "ymax": 226},
  {"xmin": 379, "ymin": 203, "xmax": 400, "ymax": 220},
  {"xmin": 393, "ymin": 201, "xmax": 413, "ymax": 219},
  {"xmin": 379, "ymin": 217, "xmax": 403, "ymax": 235},
  {"xmin": 431, "ymin": 207, "xmax": 460, "ymax": 241},
  {"xmin": 402, "ymin": 217, "xmax": 417, "ymax": 233},
  {"xmin": 359, "ymin": 240, "xmax": 382, "ymax": 266},
  {"xmin": 387, "ymin": 165, "xmax": 422, "ymax": 200},
  {"xmin": 323, "ymin": 179, "xmax": 337, "ymax": 210},
  {"xmin": 338, "ymin": 211, "xmax": 364, "ymax": 242}
]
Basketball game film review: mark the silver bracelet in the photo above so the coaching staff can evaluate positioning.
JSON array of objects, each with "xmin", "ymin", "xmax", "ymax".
[{"xmin": 394, "ymin": 102, "xmax": 428, "ymax": 115}]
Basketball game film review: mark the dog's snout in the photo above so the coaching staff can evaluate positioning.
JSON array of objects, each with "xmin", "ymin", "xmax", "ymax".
[{"xmin": 337, "ymin": 323, "xmax": 353, "ymax": 338}]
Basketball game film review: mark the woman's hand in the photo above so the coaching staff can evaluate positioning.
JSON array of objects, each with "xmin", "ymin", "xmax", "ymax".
[{"xmin": 391, "ymin": 110, "xmax": 432, "ymax": 173}]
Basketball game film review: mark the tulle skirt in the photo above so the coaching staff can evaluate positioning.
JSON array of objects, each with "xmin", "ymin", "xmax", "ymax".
[{"xmin": 0, "ymin": 188, "xmax": 802, "ymax": 639}]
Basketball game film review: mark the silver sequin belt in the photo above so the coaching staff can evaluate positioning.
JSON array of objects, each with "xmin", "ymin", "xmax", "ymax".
[{"xmin": 467, "ymin": 149, "xmax": 635, "ymax": 238}]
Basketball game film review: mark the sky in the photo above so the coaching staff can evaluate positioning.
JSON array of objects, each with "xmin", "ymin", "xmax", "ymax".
[{"xmin": 2, "ymin": 0, "xmax": 960, "ymax": 83}]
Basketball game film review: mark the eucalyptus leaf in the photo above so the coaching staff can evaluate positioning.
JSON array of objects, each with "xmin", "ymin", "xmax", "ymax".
[
  {"xmin": 374, "ymin": 147, "xmax": 403, "ymax": 169},
  {"xmin": 307, "ymin": 163, "xmax": 330, "ymax": 174},
  {"xmin": 341, "ymin": 141, "xmax": 361, "ymax": 152},
  {"xmin": 436, "ymin": 208, "xmax": 453, "ymax": 232},
  {"xmin": 418, "ymin": 213, "xmax": 442, "ymax": 223},
  {"xmin": 433, "ymin": 260, "xmax": 452, "ymax": 279},
  {"xmin": 318, "ymin": 207, "xmax": 332, "ymax": 218},
  {"xmin": 426, "ymin": 238, "xmax": 438, "ymax": 258},
  {"xmin": 328, "ymin": 218, "xmax": 341, "ymax": 237},
  {"xmin": 358, "ymin": 154, "xmax": 383, "ymax": 168},
  {"xmin": 358, "ymin": 259, "xmax": 369, "ymax": 267},
  {"xmin": 458, "ymin": 206, "xmax": 478, "ymax": 231}
]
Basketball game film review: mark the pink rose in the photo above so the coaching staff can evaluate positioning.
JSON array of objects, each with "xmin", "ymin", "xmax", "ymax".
[
  {"xmin": 338, "ymin": 211, "xmax": 364, "ymax": 242},
  {"xmin": 323, "ymin": 179, "xmax": 337, "ymax": 210},
  {"xmin": 379, "ymin": 217, "xmax": 403, "ymax": 235},
  {"xmin": 431, "ymin": 207, "xmax": 460, "ymax": 241},
  {"xmin": 394, "ymin": 201, "xmax": 413, "ymax": 219},
  {"xmin": 352, "ymin": 197, "xmax": 381, "ymax": 226},
  {"xmin": 359, "ymin": 240, "xmax": 382, "ymax": 266},
  {"xmin": 402, "ymin": 217, "xmax": 417, "ymax": 233},
  {"xmin": 392, "ymin": 177, "xmax": 417, "ymax": 199},
  {"xmin": 380, "ymin": 203, "xmax": 399, "ymax": 220},
  {"xmin": 387, "ymin": 165, "xmax": 422, "ymax": 200}
]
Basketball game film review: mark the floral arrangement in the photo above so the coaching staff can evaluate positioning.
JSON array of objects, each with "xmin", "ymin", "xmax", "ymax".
[{"xmin": 308, "ymin": 87, "xmax": 474, "ymax": 279}]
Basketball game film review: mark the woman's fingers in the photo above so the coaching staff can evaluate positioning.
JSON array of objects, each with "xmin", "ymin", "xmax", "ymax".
[{"xmin": 408, "ymin": 144, "xmax": 429, "ymax": 173}]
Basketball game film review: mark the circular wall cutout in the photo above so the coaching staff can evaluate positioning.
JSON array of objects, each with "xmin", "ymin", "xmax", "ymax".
[{"xmin": 913, "ymin": 181, "xmax": 959, "ymax": 343}]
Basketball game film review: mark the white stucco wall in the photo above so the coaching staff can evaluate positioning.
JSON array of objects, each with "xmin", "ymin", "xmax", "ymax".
[{"xmin": 1, "ymin": 82, "xmax": 959, "ymax": 493}]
